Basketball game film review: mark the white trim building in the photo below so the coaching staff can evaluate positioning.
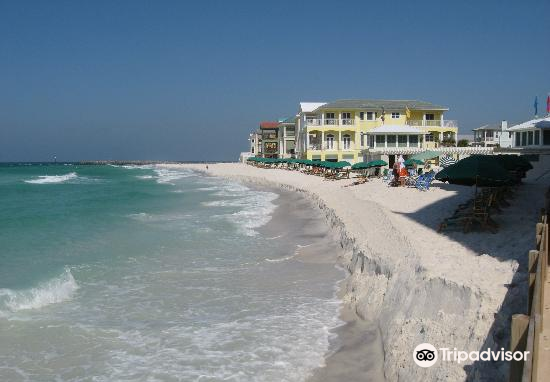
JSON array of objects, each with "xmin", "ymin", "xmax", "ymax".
[{"xmin": 509, "ymin": 117, "xmax": 550, "ymax": 148}]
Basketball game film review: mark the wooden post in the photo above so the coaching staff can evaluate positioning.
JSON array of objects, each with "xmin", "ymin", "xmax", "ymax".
[
  {"xmin": 529, "ymin": 250, "xmax": 539, "ymax": 312},
  {"xmin": 510, "ymin": 314, "xmax": 529, "ymax": 382}
]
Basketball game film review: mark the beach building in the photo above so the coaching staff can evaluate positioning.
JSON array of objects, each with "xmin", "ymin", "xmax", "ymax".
[
  {"xmin": 277, "ymin": 116, "xmax": 297, "ymax": 158},
  {"xmin": 296, "ymin": 99, "xmax": 458, "ymax": 164},
  {"xmin": 259, "ymin": 121, "xmax": 280, "ymax": 158},
  {"xmin": 248, "ymin": 130, "xmax": 262, "ymax": 156},
  {"xmin": 509, "ymin": 116, "xmax": 550, "ymax": 149},
  {"xmin": 295, "ymin": 102, "xmax": 327, "ymax": 159},
  {"xmin": 472, "ymin": 121, "xmax": 513, "ymax": 148}
]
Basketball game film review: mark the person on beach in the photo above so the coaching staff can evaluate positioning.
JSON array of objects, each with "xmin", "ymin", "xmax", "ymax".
[
  {"xmin": 392, "ymin": 161, "xmax": 400, "ymax": 184},
  {"xmin": 206, "ymin": 164, "xmax": 209, "ymax": 171}
]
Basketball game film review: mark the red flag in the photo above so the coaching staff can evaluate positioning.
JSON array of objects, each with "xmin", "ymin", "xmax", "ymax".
[{"xmin": 547, "ymin": 95, "xmax": 550, "ymax": 114}]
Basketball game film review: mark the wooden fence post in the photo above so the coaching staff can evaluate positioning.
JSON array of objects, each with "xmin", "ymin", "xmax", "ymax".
[{"xmin": 510, "ymin": 314, "xmax": 529, "ymax": 382}]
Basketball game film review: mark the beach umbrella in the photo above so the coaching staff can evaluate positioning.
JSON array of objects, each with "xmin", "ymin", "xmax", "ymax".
[
  {"xmin": 411, "ymin": 150, "xmax": 441, "ymax": 162},
  {"xmin": 494, "ymin": 155, "xmax": 533, "ymax": 172},
  {"xmin": 404, "ymin": 158, "xmax": 424, "ymax": 167},
  {"xmin": 439, "ymin": 155, "xmax": 457, "ymax": 168},
  {"xmin": 351, "ymin": 162, "xmax": 368, "ymax": 170},
  {"xmin": 331, "ymin": 161, "xmax": 351, "ymax": 169},
  {"xmin": 435, "ymin": 155, "xmax": 513, "ymax": 187},
  {"xmin": 364, "ymin": 159, "xmax": 388, "ymax": 168}
]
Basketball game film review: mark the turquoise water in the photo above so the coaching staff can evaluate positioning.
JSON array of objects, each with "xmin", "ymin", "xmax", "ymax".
[{"xmin": 0, "ymin": 164, "xmax": 342, "ymax": 381}]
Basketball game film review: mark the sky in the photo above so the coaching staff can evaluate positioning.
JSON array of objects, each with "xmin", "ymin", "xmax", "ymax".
[{"xmin": 0, "ymin": 0, "xmax": 549, "ymax": 162}]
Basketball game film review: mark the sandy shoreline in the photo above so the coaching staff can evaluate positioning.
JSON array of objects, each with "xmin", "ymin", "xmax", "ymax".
[{"xmin": 161, "ymin": 161, "xmax": 549, "ymax": 381}]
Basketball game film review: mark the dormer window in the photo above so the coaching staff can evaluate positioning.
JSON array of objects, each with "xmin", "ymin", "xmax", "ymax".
[
  {"xmin": 366, "ymin": 112, "xmax": 376, "ymax": 121},
  {"xmin": 425, "ymin": 113, "xmax": 435, "ymax": 120},
  {"xmin": 391, "ymin": 112, "xmax": 400, "ymax": 119}
]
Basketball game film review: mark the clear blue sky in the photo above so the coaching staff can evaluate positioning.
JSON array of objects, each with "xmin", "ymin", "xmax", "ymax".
[{"xmin": 1, "ymin": 0, "xmax": 549, "ymax": 161}]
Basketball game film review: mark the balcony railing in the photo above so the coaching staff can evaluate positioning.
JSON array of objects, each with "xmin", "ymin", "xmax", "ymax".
[
  {"xmin": 306, "ymin": 118, "xmax": 321, "ymax": 126},
  {"xmin": 408, "ymin": 120, "xmax": 458, "ymax": 128},
  {"xmin": 305, "ymin": 118, "xmax": 355, "ymax": 127},
  {"xmin": 307, "ymin": 143, "xmax": 354, "ymax": 151}
]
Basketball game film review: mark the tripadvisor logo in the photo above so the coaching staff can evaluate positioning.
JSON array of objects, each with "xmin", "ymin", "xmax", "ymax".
[{"xmin": 413, "ymin": 343, "xmax": 529, "ymax": 368}]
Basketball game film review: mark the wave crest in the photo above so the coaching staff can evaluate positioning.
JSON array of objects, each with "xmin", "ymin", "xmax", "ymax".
[
  {"xmin": 0, "ymin": 267, "xmax": 79, "ymax": 313},
  {"xmin": 24, "ymin": 172, "xmax": 78, "ymax": 184}
]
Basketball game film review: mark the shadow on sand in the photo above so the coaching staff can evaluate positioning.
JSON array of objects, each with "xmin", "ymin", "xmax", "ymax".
[{"xmin": 394, "ymin": 180, "xmax": 544, "ymax": 381}]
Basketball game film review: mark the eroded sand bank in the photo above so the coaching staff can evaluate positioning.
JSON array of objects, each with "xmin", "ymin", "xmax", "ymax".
[{"xmin": 161, "ymin": 161, "xmax": 549, "ymax": 381}]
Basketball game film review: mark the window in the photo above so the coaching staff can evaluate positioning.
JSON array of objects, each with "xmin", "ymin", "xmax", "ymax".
[
  {"xmin": 326, "ymin": 134, "xmax": 335, "ymax": 149},
  {"xmin": 375, "ymin": 135, "xmax": 385, "ymax": 146},
  {"xmin": 425, "ymin": 133, "xmax": 434, "ymax": 142},
  {"xmin": 360, "ymin": 133, "xmax": 365, "ymax": 146},
  {"xmin": 342, "ymin": 112, "xmax": 352, "ymax": 125},
  {"xmin": 398, "ymin": 135, "xmax": 407, "ymax": 147},
  {"xmin": 387, "ymin": 135, "xmax": 397, "ymax": 147},
  {"xmin": 343, "ymin": 134, "xmax": 351, "ymax": 149},
  {"xmin": 359, "ymin": 112, "xmax": 365, "ymax": 120},
  {"xmin": 515, "ymin": 133, "xmax": 521, "ymax": 146},
  {"xmin": 528, "ymin": 131, "xmax": 534, "ymax": 145},
  {"xmin": 535, "ymin": 130, "xmax": 540, "ymax": 145},
  {"xmin": 369, "ymin": 135, "xmax": 375, "ymax": 147},
  {"xmin": 391, "ymin": 112, "xmax": 400, "ymax": 119},
  {"xmin": 522, "ymin": 132, "xmax": 527, "ymax": 146},
  {"xmin": 425, "ymin": 114, "xmax": 435, "ymax": 120},
  {"xmin": 409, "ymin": 135, "xmax": 419, "ymax": 147},
  {"xmin": 325, "ymin": 112, "xmax": 336, "ymax": 125},
  {"xmin": 366, "ymin": 111, "xmax": 376, "ymax": 121}
]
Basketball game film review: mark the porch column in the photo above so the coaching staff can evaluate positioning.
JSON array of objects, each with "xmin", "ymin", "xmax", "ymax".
[
  {"xmin": 321, "ymin": 131, "xmax": 325, "ymax": 150},
  {"xmin": 306, "ymin": 130, "xmax": 310, "ymax": 151},
  {"xmin": 385, "ymin": 135, "xmax": 387, "ymax": 148},
  {"xmin": 407, "ymin": 134, "xmax": 410, "ymax": 148},
  {"xmin": 338, "ymin": 130, "xmax": 341, "ymax": 151}
]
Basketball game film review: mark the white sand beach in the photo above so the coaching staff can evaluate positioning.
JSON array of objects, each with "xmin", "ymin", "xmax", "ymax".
[{"xmin": 160, "ymin": 161, "xmax": 550, "ymax": 381}]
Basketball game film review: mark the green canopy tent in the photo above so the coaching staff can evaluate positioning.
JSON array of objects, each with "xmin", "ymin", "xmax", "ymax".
[{"xmin": 435, "ymin": 155, "xmax": 513, "ymax": 188}]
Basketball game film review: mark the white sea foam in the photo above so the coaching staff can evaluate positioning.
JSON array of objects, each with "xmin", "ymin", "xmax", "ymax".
[
  {"xmin": 154, "ymin": 169, "xmax": 193, "ymax": 185},
  {"xmin": 0, "ymin": 268, "xmax": 78, "ymax": 313},
  {"xmin": 202, "ymin": 182, "xmax": 278, "ymax": 236},
  {"xmin": 24, "ymin": 172, "xmax": 78, "ymax": 184},
  {"xmin": 136, "ymin": 175, "xmax": 154, "ymax": 179}
]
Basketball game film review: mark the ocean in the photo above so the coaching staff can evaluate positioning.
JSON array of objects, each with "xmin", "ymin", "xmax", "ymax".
[{"xmin": 0, "ymin": 164, "xmax": 344, "ymax": 382}]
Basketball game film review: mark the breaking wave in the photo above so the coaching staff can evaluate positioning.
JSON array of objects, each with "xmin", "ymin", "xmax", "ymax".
[
  {"xmin": 0, "ymin": 268, "xmax": 78, "ymax": 314},
  {"xmin": 24, "ymin": 172, "xmax": 78, "ymax": 184}
]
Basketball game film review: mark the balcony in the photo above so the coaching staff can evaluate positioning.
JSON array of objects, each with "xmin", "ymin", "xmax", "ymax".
[
  {"xmin": 305, "ymin": 118, "xmax": 355, "ymax": 127},
  {"xmin": 307, "ymin": 143, "xmax": 355, "ymax": 151},
  {"xmin": 408, "ymin": 120, "xmax": 458, "ymax": 128}
]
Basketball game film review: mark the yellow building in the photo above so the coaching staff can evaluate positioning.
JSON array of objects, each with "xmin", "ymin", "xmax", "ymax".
[{"xmin": 296, "ymin": 99, "xmax": 458, "ymax": 163}]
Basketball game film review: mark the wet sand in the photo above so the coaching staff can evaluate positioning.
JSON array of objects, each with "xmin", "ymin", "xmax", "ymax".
[{"xmin": 255, "ymin": 184, "xmax": 386, "ymax": 381}]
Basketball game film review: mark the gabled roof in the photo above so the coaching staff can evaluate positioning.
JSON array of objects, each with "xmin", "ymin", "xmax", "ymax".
[
  {"xmin": 259, "ymin": 121, "xmax": 279, "ymax": 129},
  {"xmin": 473, "ymin": 124, "xmax": 501, "ymax": 131},
  {"xmin": 314, "ymin": 99, "xmax": 448, "ymax": 112},
  {"xmin": 300, "ymin": 102, "xmax": 326, "ymax": 113},
  {"xmin": 508, "ymin": 116, "xmax": 550, "ymax": 131}
]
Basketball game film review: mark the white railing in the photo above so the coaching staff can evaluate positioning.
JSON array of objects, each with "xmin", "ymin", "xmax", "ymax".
[
  {"xmin": 408, "ymin": 120, "xmax": 458, "ymax": 128},
  {"xmin": 324, "ymin": 119, "xmax": 339, "ymax": 126},
  {"xmin": 341, "ymin": 119, "xmax": 355, "ymax": 126},
  {"xmin": 306, "ymin": 118, "xmax": 321, "ymax": 126}
]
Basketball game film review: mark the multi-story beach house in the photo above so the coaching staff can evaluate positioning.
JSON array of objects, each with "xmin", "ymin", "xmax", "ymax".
[
  {"xmin": 277, "ymin": 116, "xmax": 297, "ymax": 158},
  {"xmin": 508, "ymin": 116, "xmax": 550, "ymax": 149},
  {"xmin": 472, "ymin": 121, "xmax": 512, "ymax": 148},
  {"xmin": 259, "ymin": 121, "xmax": 280, "ymax": 158},
  {"xmin": 248, "ymin": 130, "xmax": 262, "ymax": 156},
  {"xmin": 296, "ymin": 99, "xmax": 458, "ymax": 164}
]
